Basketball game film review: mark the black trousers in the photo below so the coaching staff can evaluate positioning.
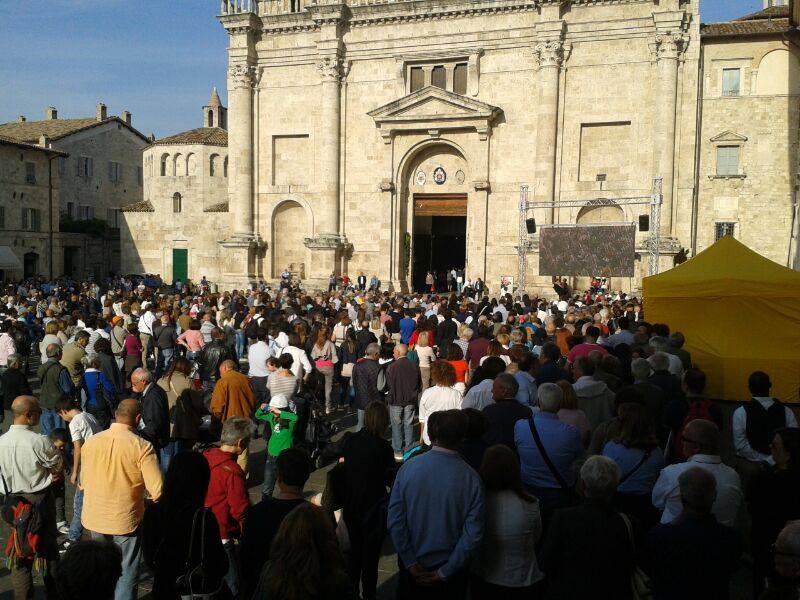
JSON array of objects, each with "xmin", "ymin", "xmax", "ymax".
[{"xmin": 346, "ymin": 522, "xmax": 382, "ymax": 600}]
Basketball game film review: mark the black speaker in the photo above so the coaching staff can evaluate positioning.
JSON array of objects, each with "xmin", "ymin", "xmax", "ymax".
[
  {"xmin": 639, "ymin": 215, "xmax": 649, "ymax": 232},
  {"xmin": 526, "ymin": 218, "xmax": 537, "ymax": 234}
]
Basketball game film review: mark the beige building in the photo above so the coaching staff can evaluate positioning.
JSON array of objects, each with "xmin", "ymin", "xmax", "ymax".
[
  {"xmin": 0, "ymin": 136, "xmax": 66, "ymax": 279},
  {"xmin": 0, "ymin": 103, "xmax": 149, "ymax": 279},
  {"xmin": 697, "ymin": 5, "xmax": 800, "ymax": 270},
  {"xmin": 120, "ymin": 90, "xmax": 230, "ymax": 283},
  {"xmin": 122, "ymin": 0, "xmax": 800, "ymax": 293}
]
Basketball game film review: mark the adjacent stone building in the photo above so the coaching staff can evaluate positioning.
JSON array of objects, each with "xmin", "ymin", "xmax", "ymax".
[
  {"xmin": 120, "ymin": 90, "xmax": 230, "ymax": 283},
  {"xmin": 0, "ymin": 136, "xmax": 66, "ymax": 279},
  {"xmin": 0, "ymin": 103, "xmax": 149, "ymax": 279},
  {"xmin": 698, "ymin": 5, "xmax": 800, "ymax": 269}
]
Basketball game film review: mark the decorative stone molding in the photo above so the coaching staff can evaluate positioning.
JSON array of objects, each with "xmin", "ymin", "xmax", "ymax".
[
  {"xmin": 650, "ymin": 32, "xmax": 689, "ymax": 62},
  {"xmin": 533, "ymin": 40, "xmax": 570, "ymax": 70},
  {"xmin": 473, "ymin": 180, "xmax": 490, "ymax": 191},
  {"xmin": 379, "ymin": 179, "xmax": 395, "ymax": 192},
  {"xmin": 229, "ymin": 64, "xmax": 256, "ymax": 89},
  {"xmin": 304, "ymin": 233, "xmax": 349, "ymax": 250},
  {"xmin": 317, "ymin": 56, "xmax": 343, "ymax": 82}
]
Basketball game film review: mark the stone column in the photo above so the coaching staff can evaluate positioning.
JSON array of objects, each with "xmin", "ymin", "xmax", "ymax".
[
  {"xmin": 652, "ymin": 32, "xmax": 685, "ymax": 236},
  {"xmin": 228, "ymin": 63, "xmax": 255, "ymax": 238},
  {"xmin": 533, "ymin": 40, "xmax": 565, "ymax": 225},
  {"xmin": 317, "ymin": 56, "xmax": 342, "ymax": 238}
]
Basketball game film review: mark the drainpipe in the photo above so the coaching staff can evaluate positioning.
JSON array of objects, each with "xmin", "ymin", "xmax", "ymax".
[
  {"xmin": 47, "ymin": 155, "xmax": 57, "ymax": 279},
  {"xmin": 690, "ymin": 41, "xmax": 704, "ymax": 256}
]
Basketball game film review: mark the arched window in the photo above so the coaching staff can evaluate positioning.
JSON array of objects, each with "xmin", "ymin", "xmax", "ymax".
[
  {"xmin": 210, "ymin": 154, "xmax": 219, "ymax": 177},
  {"xmin": 207, "ymin": 110, "xmax": 214, "ymax": 127},
  {"xmin": 223, "ymin": 156, "xmax": 228, "ymax": 178},
  {"xmin": 173, "ymin": 153, "xmax": 182, "ymax": 177},
  {"xmin": 186, "ymin": 153, "xmax": 196, "ymax": 176},
  {"xmin": 160, "ymin": 153, "xmax": 169, "ymax": 177},
  {"xmin": 173, "ymin": 192, "xmax": 182, "ymax": 213}
]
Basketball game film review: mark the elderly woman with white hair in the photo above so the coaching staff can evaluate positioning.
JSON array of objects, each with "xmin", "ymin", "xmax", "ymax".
[
  {"xmin": 513, "ymin": 382, "xmax": 585, "ymax": 524},
  {"xmin": 539, "ymin": 455, "xmax": 636, "ymax": 599}
]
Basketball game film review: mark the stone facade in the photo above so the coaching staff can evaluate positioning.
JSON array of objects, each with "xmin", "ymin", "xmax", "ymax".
[
  {"xmin": 0, "ymin": 138, "xmax": 65, "ymax": 279},
  {"xmin": 120, "ymin": 0, "xmax": 800, "ymax": 293},
  {"xmin": 208, "ymin": 0, "xmax": 707, "ymax": 293},
  {"xmin": 0, "ymin": 104, "xmax": 149, "ymax": 279},
  {"xmin": 120, "ymin": 94, "xmax": 232, "ymax": 283}
]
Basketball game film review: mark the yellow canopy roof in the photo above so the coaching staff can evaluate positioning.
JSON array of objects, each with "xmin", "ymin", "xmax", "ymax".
[
  {"xmin": 644, "ymin": 235, "xmax": 800, "ymax": 298},
  {"xmin": 643, "ymin": 236, "xmax": 800, "ymax": 402}
]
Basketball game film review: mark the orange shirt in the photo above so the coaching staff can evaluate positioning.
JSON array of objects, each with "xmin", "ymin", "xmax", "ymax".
[
  {"xmin": 449, "ymin": 359, "xmax": 469, "ymax": 383},
  {"xmin": 80, "ymin": 423, "xmax": 163, "ymax": 536}
]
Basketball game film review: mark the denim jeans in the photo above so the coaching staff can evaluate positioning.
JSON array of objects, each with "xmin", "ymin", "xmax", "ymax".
[
  {"xmin": 90, "ymin": 529, "xmax": 141, "ymax": 600},
  {"xmin": 223, "ymin": 539, "xmax": 240, "ymax": 598},
  {"xmin": 40, "ymin": 408, "xmax": 65, "ymax": 437},
  {"xmin": 390, "ymin": 405, "xmax": 417, "ymax": 455},
  {"xmin": 357, "ymin": 408, "xmax": 366, "ymax": 432},
  {"xmin": 68, "ymin": 487, "xmax": 84, "ymax": 542},
  {"xmin": 159, "ymin": 440, "xmax": 181, "ymax": 474},
  {"xmin": 154, "ymin": 347, "xmax": 174, "ymax": 380},
  {"xmin": 235, "ymin": 330, "xmax": 247, "ymax": 360},
  {"xmin": 262, "ymin": 454, "xmax": 278, "ymax": 499}
]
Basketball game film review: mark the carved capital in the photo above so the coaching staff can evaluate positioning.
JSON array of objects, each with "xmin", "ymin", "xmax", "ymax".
[
  {"xmin": 651, "ymin": 32, "xmax": 688, "ymax": 62},
  {"xmin": 533, "ymin": 40, "xmax": 567, "ymax": 70},
  {"xmin": 379, "ymin": 179, "xmax": 395, "ymax": 193},
  {"xmin": 229, "ymin": 63, "xmax": 256, "ymax": 89},
  {"xmin": 473, "ymin": 180, "xmax": 490, "ymax": 192},
  {"xmin": 317, "ymin": 56, "xmax": 342, "ymax": 83}
]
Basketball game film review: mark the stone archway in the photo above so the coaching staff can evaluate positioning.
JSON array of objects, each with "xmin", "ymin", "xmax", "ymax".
[
  {"xmin": 272, "ymin": 200, "xmax": 308, "ymax": 279},
  {"xmin": 398, "ymin": 142, "xmax": 470, "ymax": 292},
  {"xmin": 576, "ymin": 202, "xmax": 625, "ymax": 224}
]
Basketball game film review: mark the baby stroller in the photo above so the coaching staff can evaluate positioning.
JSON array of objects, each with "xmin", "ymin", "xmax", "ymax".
[{"xmin": 294, "ymin": 388, "xmax": 338, "ymax": 469}]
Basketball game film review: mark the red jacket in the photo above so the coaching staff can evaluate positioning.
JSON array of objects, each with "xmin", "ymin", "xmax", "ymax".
[{"xmin": 203, "ymin": 448, "xmax": 249, "ymax": 540}]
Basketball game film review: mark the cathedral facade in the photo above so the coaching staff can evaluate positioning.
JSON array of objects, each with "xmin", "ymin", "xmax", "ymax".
[{"xmin": 122, "ymin": 0, "xmax": 800, "ymax": 293}]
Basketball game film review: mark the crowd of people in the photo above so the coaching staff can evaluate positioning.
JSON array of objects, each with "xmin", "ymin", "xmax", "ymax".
[{"xmin": 0, "ymin": 274, "xmax": 798, "ymax": 600}]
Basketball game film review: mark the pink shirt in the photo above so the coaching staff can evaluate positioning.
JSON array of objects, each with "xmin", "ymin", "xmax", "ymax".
[
  {"xmin": 177, "ymin": 330, "xmax": 205, "ymax": 352},
  {"xmin": 566, "ymin": 342, "xmax": 609, "ymax": 364}
]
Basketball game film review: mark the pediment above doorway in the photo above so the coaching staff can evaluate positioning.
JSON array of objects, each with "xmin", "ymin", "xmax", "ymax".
[{"xmin": 368, "ymin": 86, "xmax": 502, "ymax": 143}]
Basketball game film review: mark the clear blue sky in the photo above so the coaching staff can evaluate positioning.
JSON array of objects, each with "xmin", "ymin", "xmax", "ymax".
[{"xmin": 0, "ymin": 0, "xmax": 764, "ymax": 138}]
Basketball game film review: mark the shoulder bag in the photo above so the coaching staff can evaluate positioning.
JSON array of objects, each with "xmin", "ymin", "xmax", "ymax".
[
  {"xmin": 618, "ymin": 448, "xmax": 653, "ymax": 486},
  {"xmin": 528, "ymin": 417, "xmax": 571, "ymax": 491},
  {"xmin": 619, "ymin": 512, "xmax": 653, "ymax": 600}
]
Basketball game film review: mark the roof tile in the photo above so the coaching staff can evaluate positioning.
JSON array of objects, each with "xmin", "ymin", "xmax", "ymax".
[
  {"xmin": 120, "ymin": 200, "xmax": 155, "ymax": 213},
  {"xmin": 151, "ymin": 127, "xmax": 227, "ymax": 147}
]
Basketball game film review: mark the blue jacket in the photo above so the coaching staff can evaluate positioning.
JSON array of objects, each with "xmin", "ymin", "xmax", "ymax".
[
  {"xmin": 81, "ymin": 369, "xmax": 117, "ymax": 410},
  {"xmin": 388, "ymin": 447, "xmax": 484, "ymax": 579}
]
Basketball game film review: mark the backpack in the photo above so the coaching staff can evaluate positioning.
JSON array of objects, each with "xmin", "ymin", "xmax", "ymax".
[
  {"xmin": 672, "ymin": 399, "xmax": 715, "ymax": 463},
  {"xmin": 170, "ymin": 508, "xmax": 224, "ymax": 599}
]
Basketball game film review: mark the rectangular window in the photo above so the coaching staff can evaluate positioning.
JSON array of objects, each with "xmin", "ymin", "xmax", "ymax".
[
  {"xmin": 715, "ymin": 222, "xmax": 735, "ymax": 241},
  {"xmin": 106, "ymin": 208, "xmax": 120, "ymax": 228},
  {"xmin": 722, "ymin": 68, "xmax": 741, "ymax": 97},
  {"xmin": 0, "ymin": 207, "xmax": 5, "ymax": 229},
  {"xmin": 716, "ymin": 145, "xmax": 740, "ymax": 176},
  {"xmin": 109, "ymin": 161, "xmax": 122, "ymax": 183},
  {"xmin": 453, "ymin": 63, "xmax": 468, "ymax": 95},
  {"xmin": 66, "ymin": 202, "xmax": 74, "ymax": 219},
  {"xmin": 77, "ymin": 156, "xmax": 94, "ymax": 178},
  {"xmin": 21, "ymin": 208, "xmax": 40, "ymax": 232},
  {"xmin": 58, "ymin": 157, "xmax": 67, "ymax": 176},
  {"xmin": 79, "ymin": 205, "xmax": 95, "ymax": 220},
  {"xmin": 25, "ymin": 162, "xmax": 36, "ymax": 185},
  {"xmin": 410, "ymin": 67, "xmax": 424, "ymax": 93},
  {"xmin": 431, "ymin": 65, "xmax": 446, "ymax": 89}
]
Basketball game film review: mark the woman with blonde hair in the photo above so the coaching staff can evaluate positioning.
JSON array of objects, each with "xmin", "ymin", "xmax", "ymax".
[
  {"xmin": 415, "ymin": 330, "xmax": 436, "ymax": 391},
  {"xmin": 39, "ymin": 320, "xmax": 62, "ymax": 364},
  {"xmin": 310, "ymin": 325, "xmax": 338, "ymax": 413},
  {"xmin": 555, "ymin": 380, "xmax": 591, "ymax": 446}
]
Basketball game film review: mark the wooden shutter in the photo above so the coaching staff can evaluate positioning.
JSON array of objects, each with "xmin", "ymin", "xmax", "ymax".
[
  {"xmin": 431, "ymin": 66, "xmax": 446, "ymax": 89},
  {"xmin": 453, "ymin": 63, "xmax": 467, "ymax": 95},
  {"xmin": 410, "ymin": 67, "xmax": 424, "ymax": 92}
]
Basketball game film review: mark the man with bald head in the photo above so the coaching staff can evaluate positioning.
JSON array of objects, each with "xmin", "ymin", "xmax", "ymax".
[
  {"xmin": 0, "ymin": 395, "xmax": 63, "ymax": 597},
  {"xmin": 80, "ymin": 398, "xmax": 163, "ymax": 600},
  {"xmin": 652, "ymin": 419, "xmax": 743, "ymax": 527},
  {"xmin": 210, "ymin": 359, "xmax": 256, "ymax": 474}
]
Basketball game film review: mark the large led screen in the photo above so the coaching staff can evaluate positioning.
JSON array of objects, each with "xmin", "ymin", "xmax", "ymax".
[{"xmin": 538, "ymin": 224, "xmax": 636, "ymax": 277}]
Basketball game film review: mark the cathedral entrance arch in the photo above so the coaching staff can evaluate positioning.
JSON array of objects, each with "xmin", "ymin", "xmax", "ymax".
[
  {"xmin": 272, "ymin": 200, "xmax": 308, "ymax": 279},
  {"xmin": 402, "ymin": 143, "xmax": 469, "ymax": 292}
]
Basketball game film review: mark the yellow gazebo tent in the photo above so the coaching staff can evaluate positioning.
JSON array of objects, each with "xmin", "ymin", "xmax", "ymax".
[{"xmin": 642, "ymin": 236, "xmax": 800, "ymax": 403}]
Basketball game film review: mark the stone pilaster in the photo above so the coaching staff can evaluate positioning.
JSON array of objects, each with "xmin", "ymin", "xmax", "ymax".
[
  {"xmin": 533, "ymin": 28, "xmax": 567, "ymax": 225},
  {"xmin": 317, "ymin": 55, "xmax": 342, "ymax": 238},
  {"xmin": 651, "ymin": 22, "xmax": 688, "ymax": 236},
  {"xmin": 228, "ymin": 62, "xmax": 256, "ymax": 239}
]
